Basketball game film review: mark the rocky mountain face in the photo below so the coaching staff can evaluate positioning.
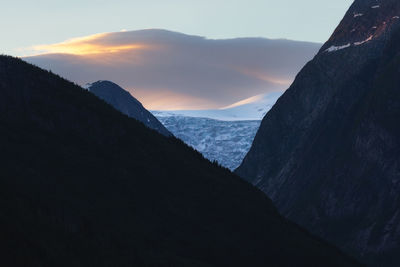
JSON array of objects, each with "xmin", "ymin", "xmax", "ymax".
[
  {"xmin": 87, "ymin": 80, "xmax": 171, "ymax": 136},
  {"xmin": 0, "ymin": 56, "xmax": 360, "ymax": 266},
  {"xmin": 236, "ymin": 0, "xmax": 400, "ymax": 266}
]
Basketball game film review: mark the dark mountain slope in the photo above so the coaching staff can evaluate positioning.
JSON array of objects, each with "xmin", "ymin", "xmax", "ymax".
[
  {"xmin": 236, "ymin": 0, "xmax": 400, "ymax": 266},
  {"xmin": 87, "ymin": 80, "xmax": 171, "ymax": 136},
  {"xmin": 0, "ymin": 56, "xmax": 359, "ymax": 266}
]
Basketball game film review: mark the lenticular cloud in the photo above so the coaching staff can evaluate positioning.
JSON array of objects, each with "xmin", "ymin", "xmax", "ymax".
[{"xmin": 25, "ymin": 29, "xmax": 320, "ymax": 110}]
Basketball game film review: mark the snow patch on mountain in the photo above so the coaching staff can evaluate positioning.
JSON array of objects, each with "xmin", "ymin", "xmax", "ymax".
[
  {"xmin": 82, "ymin": 83, "xmax": 92, "ymax": 90},
  {"xmin": 326, "ymin": 35, "xmax": 376, "ymax": 53},
  {"xmin": 354, "ymin": 35, "xmax": 374, "ymax": 46},
  {"xmin": 326, "ymin": 43, "xmax": 351, "ymax": 52}
]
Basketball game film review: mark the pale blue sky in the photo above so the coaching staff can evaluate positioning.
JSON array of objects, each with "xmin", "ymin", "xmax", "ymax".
[{"xmin": 1, "ymin": 0, "xmax": 353, "ymax": 56}]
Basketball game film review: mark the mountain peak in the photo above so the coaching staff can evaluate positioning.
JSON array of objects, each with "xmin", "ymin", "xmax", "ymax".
[
  {"xmin": 236, "ymin": 1, "xmax": 400, "ymax": 265},
  {"xmin": 87, "ymin": 80, "xmax": 172, "ymax": 136},
  {"xmin": 0, "ymin": 54, "xmax": 360, "ymax": 267},
  {"xmin": 320, "ymin": 0, "xmax": 400, "ymax": 53}
]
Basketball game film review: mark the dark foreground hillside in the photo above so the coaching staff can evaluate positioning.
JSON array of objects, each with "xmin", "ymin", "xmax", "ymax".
[{"xmin": 0, "ymin": 56, "xmax": 358, "ymax": 267}]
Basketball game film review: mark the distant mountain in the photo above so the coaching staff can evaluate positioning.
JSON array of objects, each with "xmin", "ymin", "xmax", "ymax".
[
  {"xmin": 154, "ymin": 114, "xmax": 261, "ymax": 170},
  {"xmin": 151, "ymin": 92, "xmax": 281, "ymax": 170},
  {"xmin": 153, "ymin": 91, "xmax": 282, "ymax": 121},
  {"xmin": 152, "ymin": 92, "xmax": 281, "ymax": 170},
  {"xmin": 0, "ymin": 55, "xmax": 359, "ymax": 266},
  {"xmin": 86, "ymin": 80, "xmax": 171, "ymax": 136},
  {"xmin": 237, "ymin": 0, "xmax": 400, "ymax": 266},
  {"xmin": 24, "ymin": 29, "xmax": 320, "ymax": 110}
]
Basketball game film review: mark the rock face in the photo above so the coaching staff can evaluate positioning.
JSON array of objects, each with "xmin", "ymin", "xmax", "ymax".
[
  {"xmin": 87, "ymin": 80, "xmax": 171, "ymax": 136},
  {"xmin": 236, "ymin": 1, "xmax": 400, "ymax": 266},
  {"xmin": 0, "ymin": 56, "xmax": 360, "ymax": 267}
]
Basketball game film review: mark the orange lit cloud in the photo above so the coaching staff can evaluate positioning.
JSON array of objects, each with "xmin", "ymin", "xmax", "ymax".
[
  {"xmin": 31, "ymin": 33, "xmax": 152, "ymax": 56},
  {"xmin": 234, "ymin": 68, "xmax": 293, "ymax": 86},
  {"xmin": 220, "ymin": 94, "xmax": 265, "ymax": 110},
  {"xmin": 132, "ymin": 88, "xmax": 218, "ymax": 110},
  {"xmin": 24, "ymin": 30, "xmax": 320, "ymax": 110},
  {"xmin": 35, "ymin": 43, "xmax": 147, "ymax": 55}
]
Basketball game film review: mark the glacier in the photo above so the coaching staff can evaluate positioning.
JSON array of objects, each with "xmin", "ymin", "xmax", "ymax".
[
  {"xmin": 152, "ymin": 92, "xmax": 282, "ymax": 170},
  {"xmin": 154, "ymin": 115, "xmax": 261, "ymax": 170}
]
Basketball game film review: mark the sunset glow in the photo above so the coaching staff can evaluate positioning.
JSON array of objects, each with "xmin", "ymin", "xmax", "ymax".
[
  {"xmin": 25, "ymin": 30, "xmax": 320, "ymax": 110},
  {"xmin": 34, "ymin": 43, "xmax": 147, "ymax": 55},
  {"xmin": 220, "ymin": 94, "xmax": 265, "ymax": 110},
  {"xmin": 132, "ymin": 88, "xmax": 218, "ymax": 110},
  {"xmin": 31, "ymin": 33, "xmax": 151, "ymax": 56},
  {"xmin": 235, "ymin": 68, "xmax": 293, "ymax": 86}
]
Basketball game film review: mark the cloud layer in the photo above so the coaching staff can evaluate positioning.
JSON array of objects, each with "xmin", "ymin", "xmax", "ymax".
[{"xmin": 25, "ymin": 30, "xmax": 320, "ymax": 110}]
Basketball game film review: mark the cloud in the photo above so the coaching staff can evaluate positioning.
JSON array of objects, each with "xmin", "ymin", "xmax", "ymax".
[
  {"xmin": 24, "ymin": 29, "xmax": 320, "ymax": 110},
  {"xmin": 30, "ymin": 32, "xmax": 154, "ymax": 55}
]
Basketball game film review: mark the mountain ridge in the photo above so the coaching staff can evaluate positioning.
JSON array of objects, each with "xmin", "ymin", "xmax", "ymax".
[
  {"xmin": 0, "ymin": 55, "xmax": 360, "ymax": 266},
  {"xmin": 87, "ymin": 80, "xmax": 171, "ymax": 136},
  {"xmin": 236, "ymin": 0, "xmax": 400, "ymax": 265}
]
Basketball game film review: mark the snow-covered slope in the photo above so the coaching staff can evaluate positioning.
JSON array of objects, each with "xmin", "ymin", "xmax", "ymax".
[
  {"xmin": 152, "ymin": 91, "xmax": 281, "ymax": 169},
  {"xmin": 153, "ymin": 91, "xmax": 282, "ymax": 121},
  {"xmin": 154, "ymin": 115, "xmax": 260, "ymax": 170}
]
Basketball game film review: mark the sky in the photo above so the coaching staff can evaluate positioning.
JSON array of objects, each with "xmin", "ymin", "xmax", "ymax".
[
  {"xmin": 25, "ymin": 30, "xmax": 320, "ymax": 109},
  {"xmin": 2, "ymin": 0, "xmax": 353, "ymax": 56}
]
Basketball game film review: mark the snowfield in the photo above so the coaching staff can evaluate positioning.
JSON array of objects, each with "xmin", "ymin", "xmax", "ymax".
[
  {"xmin": 152, "ymin": 92, "xmax": 282, "ymax": 170},
  {"xmin": 154, "ymin": 115, "xmax": 261, "ymax": 170}
]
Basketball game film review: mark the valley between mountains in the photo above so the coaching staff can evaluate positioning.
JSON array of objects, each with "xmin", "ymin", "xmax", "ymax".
[{"xmin": 1, "ymin": 0, "xmax": 400, "ymax": 266}]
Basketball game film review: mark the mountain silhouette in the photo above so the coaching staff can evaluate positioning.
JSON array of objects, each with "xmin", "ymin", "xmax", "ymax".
[
  {"xmin": 236, "ymin": 1, "xmax": 400, "ymax": 265},
  {"xmin": 0, "ymin": 55, "xmax": 359, "ymax": 266},
  {"xmin": 87, "ymin": 80, "xmax": 171, "ymax": 136}
]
